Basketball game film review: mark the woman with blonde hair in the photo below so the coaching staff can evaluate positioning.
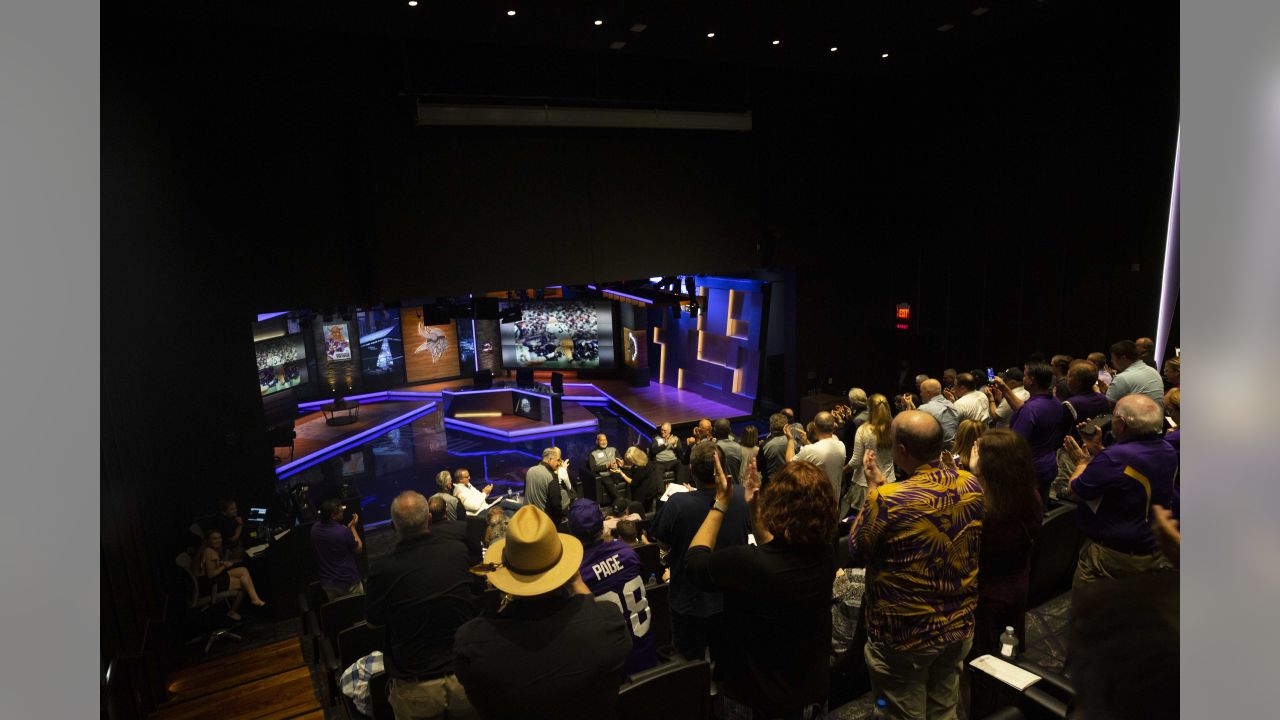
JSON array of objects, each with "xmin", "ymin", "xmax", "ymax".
[
  {"xmin": 952, "ymin": 418, "xmax": 987, "ymax": 472},
  {"xmin": 841, "ymin": 393, "xmax": 896, "ymax": 518}
]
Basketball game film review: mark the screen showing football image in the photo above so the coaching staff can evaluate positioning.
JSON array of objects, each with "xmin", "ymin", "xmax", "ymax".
[
  {"xmin": 256, "ymin": 334, "xmax": 309, "ymax": 396},
  {"xmin": 500, "ymin": 300, "xmax": 616, "ymax": 369},
  {"xmin": 357, "ymin": 308, "xmax": 405, "ymax": 385},
  {"xmin": 400, "ymin": 308, "xmax": 461, "ymax": 383}
]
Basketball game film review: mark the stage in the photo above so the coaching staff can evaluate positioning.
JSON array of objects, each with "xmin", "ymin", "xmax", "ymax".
[{"xmin": 274, "ymin": 375, "xmax": 752, "ymax": 480}]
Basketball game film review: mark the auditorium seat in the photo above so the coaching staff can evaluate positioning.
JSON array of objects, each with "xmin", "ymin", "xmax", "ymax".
[
  {"xmin": 368, "ymin": 671, "xmax": 393, "ymax": 719},
  {"xmin": 319, "ymin": 593, "xmax": 366, "ymax": 706},
  {"xmin": 643, "ymin": 580, "xmax": 680, "ymax": 662},
  {"xmin": 634, "ymin": 542, "xmax": 664, "ymax": 583},
  {"xmin": 337, "ymin": 621, "xmax": 381, "ymax": 671},
  {"xmin": 1028, "ymin": 500, "xmax": 1082, "ymax": 608},
  {"xmin": 616, "ymin": 658, "xmax": 711, "ymax": 720}
]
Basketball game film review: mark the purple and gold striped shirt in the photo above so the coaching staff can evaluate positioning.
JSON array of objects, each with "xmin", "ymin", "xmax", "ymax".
[{"xmin": 849, "ymin": 461, "xmax": 985, "ymax": 650}]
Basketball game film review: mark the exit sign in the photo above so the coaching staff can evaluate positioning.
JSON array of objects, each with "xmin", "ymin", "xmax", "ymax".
[{"xmin": 896, "ymin": 303, "xmax": 911, "ymax": 330}]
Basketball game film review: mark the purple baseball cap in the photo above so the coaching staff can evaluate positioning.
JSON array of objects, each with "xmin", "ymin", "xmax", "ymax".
[{"xmin": 566, "ymin": 498, "xmax": 603, "ymax": 540}]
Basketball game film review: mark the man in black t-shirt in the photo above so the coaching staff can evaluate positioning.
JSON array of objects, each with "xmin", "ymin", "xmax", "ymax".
[
  {"xmin": 455, "ymin": 505, "xmax": 631, "ymax": 720},
  {"xmin": 365, "ymin": 491, "xmax": 476, "ymax": 719}
]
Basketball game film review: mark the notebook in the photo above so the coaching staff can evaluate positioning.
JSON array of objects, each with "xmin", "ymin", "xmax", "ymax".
[{"xmin": 969, "ymin": 655, "xmax": 1041, "ymax": 691}]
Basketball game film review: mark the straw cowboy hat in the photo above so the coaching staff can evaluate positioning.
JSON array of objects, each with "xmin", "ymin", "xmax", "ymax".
[{"xmin": 482, "ymin": 505, "xmax": 583, "ymax": 596}]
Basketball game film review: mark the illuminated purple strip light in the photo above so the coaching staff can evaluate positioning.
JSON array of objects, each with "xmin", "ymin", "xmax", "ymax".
[
  {"xmin": 584, "ymin": 284, "xmax": 654, "ymax": 305},
  {"xmin": 275, "ymin": 401, "xmax": 438, "ymax": 480},
  {"xmin": 296, "ymin": 390, "xmax": 438, "ymax": 412},
  {"xmin": 256, "ymin": 311, "xmax": 289, "ymax": 322},
  {"xmin": 443, "ymin": 415, "xmax": 599, "ymax": 441},
  {"xmin": 1154, "ymin": 126, "xmax": 1180, "ymax": 369}
]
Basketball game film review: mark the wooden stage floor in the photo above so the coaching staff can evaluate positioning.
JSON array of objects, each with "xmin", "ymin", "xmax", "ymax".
[{"xmin": 150, "ymin": 638, "xmax": 321, "ymax": 720}]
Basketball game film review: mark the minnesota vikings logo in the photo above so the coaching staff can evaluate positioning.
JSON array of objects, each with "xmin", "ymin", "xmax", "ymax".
[{"xmin": 415, "ymin": 322, "xmax": 450, "ymax": 363}]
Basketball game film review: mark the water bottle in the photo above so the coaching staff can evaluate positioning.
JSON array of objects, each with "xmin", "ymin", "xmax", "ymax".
[
  {"xmin": 869, "ymin": 697, "xmax": 889, "ymax": 719},
  {"xmin": 999, "ymin": 626, "xmax": 1019, "ymax": 659}
]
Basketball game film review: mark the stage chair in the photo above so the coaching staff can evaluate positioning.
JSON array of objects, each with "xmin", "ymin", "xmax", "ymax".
[
  {"xmin": 268, "ymin": 423, "xmax": 297, "ymax": 462},
  {"xmin": 616, "ymin": 658, "xmax": 711, "ymax": 720},
  {"xmin": 337, "ymin": 621, "xmax": 381, "ymax": 671},
  {"xmin": 174, "ymin": 552, "xmax": 242, "ymax": 654},
  {"xmin": 319, "ymin": 594, "xmax": 367, "ymax": 705}
]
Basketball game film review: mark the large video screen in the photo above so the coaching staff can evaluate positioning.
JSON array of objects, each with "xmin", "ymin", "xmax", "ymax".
[
  {"xmin": 501, "ymin": 300, "xmax": 616, "ymax": 369},
  {"xmin": 401, "ymin": 308, "xmax": 461, "ymax": 383},
  {"xmin": 256, "ymin": 334, "xmax": 309, "ymax": 396},
  {"xmin": 357, "ymin": 308, "xmax": 405, "ymax": 387}
]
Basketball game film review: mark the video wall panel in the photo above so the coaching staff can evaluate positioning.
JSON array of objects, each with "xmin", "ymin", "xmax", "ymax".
[
  {"xmin": 357, "ymin": 308, "xmax": 406, "ymax": 389},
  {"xmin": 256, "ymin": 334, "xmax": 309, "ymax": 396},
  {"xmin": 401, "ymin": 308, "xmax": 461, "ymax": 383},
  {"xmin": 500, "ymin": 300, "xmax": 616, "ymax": 369}
]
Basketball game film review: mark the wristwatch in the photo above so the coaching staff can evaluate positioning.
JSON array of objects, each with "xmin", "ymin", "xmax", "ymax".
[{"xmin": 711, "ymin": 500, "xmax": 731, "ymax": 514}]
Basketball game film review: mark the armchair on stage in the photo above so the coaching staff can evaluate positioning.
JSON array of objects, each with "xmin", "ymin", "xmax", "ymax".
[{"xmin": 440, "ymin": 380, "xmax": 598, "ymax": 441}]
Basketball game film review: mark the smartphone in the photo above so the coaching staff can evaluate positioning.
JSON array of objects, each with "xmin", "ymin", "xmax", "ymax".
[{"xmin": 986, "ymin": 368, "xmax": 996, "ymax": 383}]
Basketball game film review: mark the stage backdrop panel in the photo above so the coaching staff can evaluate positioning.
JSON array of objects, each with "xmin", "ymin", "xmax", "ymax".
[
  {"xmin": 255, "ymin": 333, "xmax": 309, "ymax": 396},
  {"xmin": 401, "ymin": 307, "xmax": 461, "ymax": 383},
  {"xmin": 356, "ymin": 308, "xmax": 406, "ymax": 390},
  {"xmin": 314, "ymin": 320, "xmax": 359, "ymax": 394},
  {"xmin": 500, "ymin": 300, "xmax": 616, "ymax": 369}
]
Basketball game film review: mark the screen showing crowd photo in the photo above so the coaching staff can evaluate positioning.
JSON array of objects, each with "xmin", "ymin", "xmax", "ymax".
[
  {"xmin": 256, "ymin": 334, "xmax": 309, "ymax": 396},
  {"xmin": 501, "ymin": 300, "xmax": 616, "ymax": 369},
  {"xmin": 357, "ymin": 308, "xmax": 405, "ymax": 386}
]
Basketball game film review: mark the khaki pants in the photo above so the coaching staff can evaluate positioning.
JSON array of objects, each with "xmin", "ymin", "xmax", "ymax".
[
  {"xmin": 1073, "ymin": 540, "xmax": 1174, "ymax": 587},
  {"xmin": 388, "ymin": 674, "xmax": 476, "ymax": 720},
  {"xmin": 865, "ymin": 637, "xmax": 972, "ymax": 720},
  {"xmin": 323, "ymin": 580, "xmax": 365, "ymax": 602},
  {"xmin": 865, "ymin": 635, "xmax": 972, "ymax": 712},
  {"xmin": 839, "ymin": 484, "xmax": 867, "ymax": 521}
]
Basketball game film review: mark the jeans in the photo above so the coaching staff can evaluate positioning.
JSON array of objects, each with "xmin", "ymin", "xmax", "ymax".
[
  {"xmin": 387, "ymin": 674, "xmax": 476, "ymax": 720},
  {"xmin": 864, "ymin": 637, "xmax": 973, "ymax": 720}
]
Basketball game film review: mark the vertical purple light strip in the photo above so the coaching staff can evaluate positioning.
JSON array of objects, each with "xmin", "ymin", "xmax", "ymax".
[
  {"xmin": 1155, "ymin": 126, "xmax": 1181, "ymax": 369},
  {"xmin": 469, "ymin": 293, "xmax": 480, "ymax": 373}
]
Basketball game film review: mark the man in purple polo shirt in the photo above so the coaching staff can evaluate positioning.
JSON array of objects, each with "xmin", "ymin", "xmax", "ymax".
[
  {"xmin": 1003, "ymin": 362, "xmax": 1067, "ymax": 507},
  {"xmin": 1064, "ymin": 394, "xmax": 1177, "ymax": 585},
  {"xmin": 312, "ymin": 498, "xmax": 365, "ymax": 600},
  {"xmin": 1054, "ymin": 359, "xmax": 1113, "ymax": 495}
]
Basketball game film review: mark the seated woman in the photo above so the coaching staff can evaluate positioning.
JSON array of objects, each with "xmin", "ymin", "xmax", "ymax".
[
  {"xmin": 608, "ymin": 447, "xmax": 659, "ymax": 512},
  {"xmin": 195, "ymin": 530, "xmax": 267, "ymax": 620},
  {"xmin": 685, "ymin": 457, "xmax": 838, "ymax": 719}
]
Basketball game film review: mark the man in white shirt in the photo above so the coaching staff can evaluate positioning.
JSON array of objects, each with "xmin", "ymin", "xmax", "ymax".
[
  {"xmin": 951, "ymin": 373, "xmax": 991, "ymax": 425},
  {"xmin": 987, "ymin": 367, "xmax": 1031, "ymax": 427},
  {"xmin": 451, "ymin": 467, "xmax": 494, "ymax": 516},
  {"xmin": 786, "ymin": 411, "xmax": 847, "ymax": 499}
]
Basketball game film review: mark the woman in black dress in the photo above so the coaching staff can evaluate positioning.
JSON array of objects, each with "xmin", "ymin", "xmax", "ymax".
[{"xmin": 194, "ymin": 530, "xmax": 267, "ymax": 620}]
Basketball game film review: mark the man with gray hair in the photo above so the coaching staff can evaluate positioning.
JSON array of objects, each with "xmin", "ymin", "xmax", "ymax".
[
  {"xmin": 787, "ymin": 410, "xmax": 847, "ymax": 498},
  {"xmin": 525, "ymin": 446, "xmax": 570, "ymax": 527},
  {"xmin": 431, "ymin": 470, "xmax": 460, "ymax": 522},
  {"xmin": 1064, "ymin": 394, "xmax": 1178, "ymax": 585},
  {"xmin": 365, "ymin": 490, "xmax": 477, "ymax": 718}
]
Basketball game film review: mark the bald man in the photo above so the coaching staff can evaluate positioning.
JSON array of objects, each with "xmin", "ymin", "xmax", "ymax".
[
  {"xmin": 1064, "ymin": 394, "xmax": 1177, "ymax": 585},
  {"xmin": 1135, "ymin": 337, "xmax": 1155, "ymax": 364},
  {"xmin": 916, "ymin": 379, "xmax": 959, "ymax": 448},
  {"xmin": 786, "ymin": 410, "xmax": 847, "ymax": 497},
  {"xmin": 848, "ymin": 411, "xmax": 984, "ymax": 720}
]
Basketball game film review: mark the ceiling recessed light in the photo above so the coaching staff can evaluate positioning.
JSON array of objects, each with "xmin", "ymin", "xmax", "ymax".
[
  {"xmin": 507, "ymin": 10, "xmax": 516, "ymax": 17},
  {"xmin": 972, "ymin": 7, "xmax": 990, "ymax": 15},
  {"xmin": 830, "ymin": 47, "xmax": 838, "ymax": 52},
  {"xmin": 407, "ymin": 0, "xmax": 417, "ymax": 5},
  {"xmin": 881, "ymin": 53, "xmax": 890, "ymax": 58},
  {"xmin": 594, "ymin": 20, "xmax": 604, "ymax": 26},
  {"xmin": 707, "ymin": 32, "xmax": 716, "ymax": 38},
  {"xmin": 772, "ymin": 40, "xmax": 781, "ymax": 45},
  {"xmin": 937, "ymin": 23, "xmax": 954, "ymax": 32}
]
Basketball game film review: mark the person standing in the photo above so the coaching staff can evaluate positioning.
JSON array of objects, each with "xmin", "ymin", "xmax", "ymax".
[
  {"xmin": 786, "ymin": 411, "xmax": 847, "ymax": 501},
  {"xmin": 647, "ymin": 422, "xmax": 686, "ymax": 483},
  {"xmin": 912, "ymin": 379, "xmax": 960, "ymax": 449},
  {"xmin": 842, "ymin": 394, "xmax": 896, "ymax": 518},
  {"xmin": 986, "ymin": 368, "xmax": 1030, "ymax": 428},
  {"xmin": 312, "ymin": 498, "xmax": 365, "ymax": 601},
  {"xmin": 524, "ymin": 446, "xmax": 569, "ymax": 527},
  {"xmin": 848, "ymin": 411, "xmax": 985, "ymax": 720},
  {"xmin": 455, "ymin": 506, "xmax": 632, "ymax": 720},
  {"xmin": 713, "ymin": 418, "xmax": 745, "ymax": 483},
  {"xmin": 651, "ymin": 443, "xmax": 751, "ymax": 665},
  {"xmin": 951, "ymin": 373, "xmax": 991, "ymax": 425},
  {"xmin": 1004, "ymin": 363, "xmax": 1068, "ymax": 507},
  {"xmin": 365, "ymin": 491, "xmax": 476, "ymax": 719},
  {"xmin": 1105, "ymin": 340, "xmax": 1166, "ymax": 407},
  {"xmin": 758, "ymin": 413, "xmax": 792, "ymax": 489}
]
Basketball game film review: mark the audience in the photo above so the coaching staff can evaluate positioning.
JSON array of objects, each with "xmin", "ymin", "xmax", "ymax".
[
  {"xmin": 194, "ymin": 530, "xmax": 266, "ymax": 621},
  {"xmin": 1105, "ymin": 339, "xmax": 1166, "ymax": 407},
  {"xmin": 986, "ymin": 367, "xmax": 1029, "ymax": 428},
  {"xmin": 912, "ymin": 379, "xmax": 960, "ymax": 449},
  {"xmin": 758, "ymin": 412, "xmax": 791, "ymax": 488},
  {"xmin": 1050, "ymin": 354, "xmax": 1073, "ymax": 399},
  {"xmin": 648, "ymin": 421, "xmax": 686, "ymax": 481},
  {"xmin": 787, "ymin": 410, "xmax": 847, "ymax": 500},
  {"xmin": 451, "ymin": 467, "xmax": 494, "ymax": 517},
  {"xmin": 1165, "ymin": 387, "xmax": 1181, "ymax": 454},
  {"xmin": 686, "ymin": 456, "xmax": 837, "ymax": 719},
  {"xmin": 1064, "ymin": 394, "xmax": 1178, "ymax": 584},
  {"xmin": 1162, "ymin": 355, "xmax": 1181, "ymax": 388},
  {"xmin": 615, "ymin": 519, "xmax": 647, "ymax": 548},
  {"xmin": 566, "ymin": 499, "xmax": 659, "ymax": 674},
  {"xmin": 311, "ymin": 498, "xmax": 365, "ymax": 601},
  {"xmin": 456, "ymin": 505, "xmax": 631, "ymax": 720},
  {"xmin": 1087, "ymin": 351, "xmax": 1115, "ymax": 385},
  {"xmin": 364, "ymin": 490, "xmax": 475, "ymax": 718},
  {"xmin": 848, "ymin": 411, "xmax": 984, "ymax": 720},
  {"xmin": 484, "ymin": 505, "xmax": 508, "ymax": 546},
  {"xmin": 713, "ymin": 418, "xmax": 745, "ymax": 483},
  {"xmin": 652, "ymin": 443, "xmax": 751, "ymax": 665},
  {"xmin": 965, "ymin": 430, "xmax": 1044, "ymax": 718},
  {"xmin": 431, "ymin": 470, "xmax": 461, "ymax": 522},
  {"xmin": 524, "ymin": 446, "xmax": 569, "ymax": 527},
  {"xmin": 951, "ymin": 373, "xmax": 990, "ymax": 425},
  {"xmin": 1135, "ymin": 336, "xmax": 1155, "ymax": 364},
  {"xmin": 781, "ymin": 408, "xmax": 809, "ymax": 445},
  {"xmin": 1006, "ymin": 362, "xmax": 1067, "ymax": 506},
  {"xmin": 951, "ymin": 419, "xmax": 986, "ymax": 473},
  {"xmin": 739, "ymin": 424, "xmax": 761, "ymax": 471},
  {"xmin": 842, "ymin": 394, "xmax": 895, "ymax": 519},
  {"xmin": 838, "ymin": 388, "xmax": 871, "ymax": 461}
]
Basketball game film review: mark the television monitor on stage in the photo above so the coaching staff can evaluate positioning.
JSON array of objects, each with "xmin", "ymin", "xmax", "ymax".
[
  {"xmin": 500, "ymin": 300, "xmax": 616, "ymax": 369},
  {"xmin": 401, "ymin": 307, "xmax": 462, "ymax": 383},
  {"xmin": 512, "ymin": 393, "xmax": 543, "ymax": 422},
  {"xmin": 515, "ymin": 368, "xmax": 534, "ymax": 388},
  {"xmin": 357, "ymin": 308, "xmax": 405, "ymax": 387},
  {"xmin": 255, "ymin": 333, "xmax": 309, "ymax": 396}
]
